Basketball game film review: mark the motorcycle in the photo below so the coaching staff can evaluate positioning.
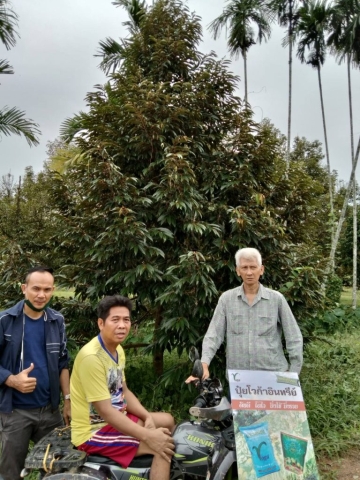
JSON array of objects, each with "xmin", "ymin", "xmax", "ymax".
[{"xmin": 22, "ymin": 352, "xmax": 238, "ymax": 480}]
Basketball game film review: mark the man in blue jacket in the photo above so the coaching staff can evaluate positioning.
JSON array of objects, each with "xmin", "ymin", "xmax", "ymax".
[{"xmin": 0, "ymin": 266, "xmax": 70, "ymax": 480}]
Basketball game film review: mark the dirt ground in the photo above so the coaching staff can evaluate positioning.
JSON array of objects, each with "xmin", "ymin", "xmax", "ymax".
[{"xmin": 319, "ymin": 449, "xmax": 360, "ymax": 479}]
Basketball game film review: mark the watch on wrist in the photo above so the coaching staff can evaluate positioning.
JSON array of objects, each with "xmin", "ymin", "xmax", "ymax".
[{"xmin": 64, "ymin": 394, "xmax": 71, "ymax": 400}]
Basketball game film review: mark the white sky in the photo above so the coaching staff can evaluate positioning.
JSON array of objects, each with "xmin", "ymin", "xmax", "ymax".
[{"xmin": 1, "ymin": 0, "xmax": 359, "ymax": 186}]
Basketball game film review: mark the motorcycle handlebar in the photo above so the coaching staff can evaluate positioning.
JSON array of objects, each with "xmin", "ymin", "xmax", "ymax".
[{"xmin": 193, "ymin": 396, "xmax": 207, "ymax": 408}]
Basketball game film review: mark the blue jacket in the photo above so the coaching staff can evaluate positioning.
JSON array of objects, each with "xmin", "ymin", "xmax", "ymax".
[{"xmin": 0, "ymin": 300, "xmax": 70, "ymax": 413}]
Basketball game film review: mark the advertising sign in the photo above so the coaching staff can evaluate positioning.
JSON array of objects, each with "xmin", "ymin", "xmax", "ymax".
[{"xmin": 229, "ymin": 370, "xmax": 319, "ymax": 479}]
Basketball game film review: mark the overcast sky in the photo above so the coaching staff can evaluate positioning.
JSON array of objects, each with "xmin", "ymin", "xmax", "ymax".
[{"xmin": 1, "ymin": 0, "xmax": 359, "ymax": 186}]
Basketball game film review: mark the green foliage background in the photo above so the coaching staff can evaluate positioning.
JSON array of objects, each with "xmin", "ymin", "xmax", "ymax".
[{"xmin": 1, "ymin": 1, "xmax": 359, "ymax": 477}]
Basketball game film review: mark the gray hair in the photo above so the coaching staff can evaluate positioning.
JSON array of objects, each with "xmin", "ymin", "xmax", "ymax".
[{"xmin": 235, "ymin": 248, "xmax": 262, "ymax": 267}]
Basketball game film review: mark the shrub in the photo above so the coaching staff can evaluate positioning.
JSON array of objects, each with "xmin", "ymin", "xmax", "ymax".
[
  {"xmin": 301, "ymin": 334, "xmax": 360, "ymax": 458},
  {"xmin": 325, "ymin": 274, "xmax": 343, "ymax": 305}
]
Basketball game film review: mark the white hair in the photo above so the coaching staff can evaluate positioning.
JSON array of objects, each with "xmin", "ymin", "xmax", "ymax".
[{"xmin": 235, "ymin": 248, "xmax": 262, "ymax": 267}]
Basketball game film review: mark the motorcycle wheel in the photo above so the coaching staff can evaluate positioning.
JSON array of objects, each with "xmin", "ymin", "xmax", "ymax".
[{"xmin": 43, "ymin": 474, "xmax": 104, "ymax": 479}]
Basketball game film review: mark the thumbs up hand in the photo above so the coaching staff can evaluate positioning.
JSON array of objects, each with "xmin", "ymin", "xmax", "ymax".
[{"xmin": 5, "ymin": 363, "xmax": 37, "ymax": 393}]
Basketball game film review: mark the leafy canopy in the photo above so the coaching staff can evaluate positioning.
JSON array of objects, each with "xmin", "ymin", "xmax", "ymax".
[{"xmin": 47, "ymin": 1, "xmax": 331, "ymax": 365}]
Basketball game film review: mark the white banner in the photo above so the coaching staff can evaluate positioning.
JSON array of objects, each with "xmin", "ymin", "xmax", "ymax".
[{"xmin": 229, "ymin": 370, "xmax": 319, "ymax": 479}]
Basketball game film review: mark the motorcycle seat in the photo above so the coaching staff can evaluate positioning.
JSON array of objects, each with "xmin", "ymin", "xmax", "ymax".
[{"xmin": 86, "ymin": 454, "xmax": 153, "ymax": 468}]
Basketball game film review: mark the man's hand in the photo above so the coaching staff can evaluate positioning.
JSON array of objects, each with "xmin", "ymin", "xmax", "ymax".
[
  {"xmin": 185, "ymin": 362, "xmax": 210, "ymax": 384},
  {"xmin": 5, "ymin": 363, "xmax": 37, "ymax": 393},
  {"xmin": 63, "ymin": 400, "xmax": 71, "ymax": 426},
  {"xmin": 185, "ymin": 375, "xmax": 200, "ymax": 384},
  {"xmin": 145, "ymin": 427, "xmax": 174, "ymax": 462}
]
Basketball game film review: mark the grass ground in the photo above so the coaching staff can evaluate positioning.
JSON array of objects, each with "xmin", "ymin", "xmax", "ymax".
[
  {"xmin": 54, "ymin": 288, "xmax": 74, "ymax": 299},
  {"xmin": 340, "ymin": 286, "xmax": 360, "ymax": 306}
]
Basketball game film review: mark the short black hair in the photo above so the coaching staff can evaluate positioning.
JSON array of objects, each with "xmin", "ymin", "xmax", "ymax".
[
  {"xmin": 25, "ymin": 265, "xmax": 54, "ymax": 283},
  {"xmin": 97, "ymin": 295, "xmax": 133, "ymax": 321}
]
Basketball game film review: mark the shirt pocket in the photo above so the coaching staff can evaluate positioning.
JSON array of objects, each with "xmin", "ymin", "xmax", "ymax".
[
  {"xmin": 229, "ymin": 315, "xmax": 245, "ymax": 334},
  {"xmin": 257, "ymin": 316, "xmax": 277, "ymax": 336}
]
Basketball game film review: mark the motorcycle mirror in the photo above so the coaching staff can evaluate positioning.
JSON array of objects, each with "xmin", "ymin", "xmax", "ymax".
[
  {"xmin": 189, "ymin": 346, "xmax": 200, "ymax": 363},
  {"xmin": 191, "ymin": 359, "xmax": 203, "ymax": 379}
]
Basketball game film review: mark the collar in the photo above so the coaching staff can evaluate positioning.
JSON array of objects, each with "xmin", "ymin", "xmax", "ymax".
[
  {"xmin": 97, "ymin": 334, "xmax": 119, "ymax": 363},
  {"xmin": 5, "ymin": 300, "xmax": 57, "ymax": 321},
  {"xmin": 237, "ymin": 283, "xmax": 270, "ymax": 300}
]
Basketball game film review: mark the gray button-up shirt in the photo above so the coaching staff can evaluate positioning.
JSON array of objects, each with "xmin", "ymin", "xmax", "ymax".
[{"xmin": 201, "ymin": 283, "xmax": 303, "ymax": 374}]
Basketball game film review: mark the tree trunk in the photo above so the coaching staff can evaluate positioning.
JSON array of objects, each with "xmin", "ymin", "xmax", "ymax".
[
  {"xmin": 244, "ymin": 50, "xmax": 248, "ymax": 104},
  {"xmin": 15, "ymin": 176, "xmax": 22, "ymax": 231},
  {"xmin": 347, "ymin": 55, "xmax": 357, "ymax": 308},
  {"xmin": 317, "ymin": 65, "xmax": 334, "ymax": 258},
  {"xmin": 286, "ymin": 0, "xmax": 293, "ymax": 167},
  {"xmin": 153, "ymin": 307, "xmax": 164, "ymax": 376},
  {"xmin": 326, "ymin": 136, "xmax": 360, "ymax": 277},
  {"xmin": 353, "ymin": 186, "xmax": 357, "ymax": 308}
]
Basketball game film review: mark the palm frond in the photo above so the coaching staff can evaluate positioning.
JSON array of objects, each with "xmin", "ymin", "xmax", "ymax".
[
  {"xmin": 112, "ymin": 0, "xmax": 147, "ymax": 33},
  {"xmin": 60, "ymin": 112, "xmax": 87, "ymax": 144},
  {"xmin": 95, "ymin": 37, "xmax": 125, "ymax": 74},
  {"xmin": 0, "ymin": 0, "xmax": 19, "ymax": 50},
  {"xmin": 0, "ymin": 106, "xmax": 40, "ymax": 146},
  {"xmin": 0, "ymin": 58, "xmax": 13, "ymax": 74},
  {"xmin": 208, "ymin": 0, "xmax": 273, "ymax": 58},
  {"xmin": 327, "ymin": 0, "xmax": 360, "ymax": 65},
  {"xmin": 295, "ymin": 0, "xmax": 331, "ymax": 67}
]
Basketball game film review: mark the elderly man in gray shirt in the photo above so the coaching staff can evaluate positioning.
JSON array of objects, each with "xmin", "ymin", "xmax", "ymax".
[{"xmin": 187, "ymin": 248, "xmax": 303, "ymax": 382}]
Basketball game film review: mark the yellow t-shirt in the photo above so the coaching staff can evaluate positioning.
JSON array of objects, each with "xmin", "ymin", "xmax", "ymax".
[{"xmin": 70, "ymin": 335, "xmax": 127, "ymax": 446}]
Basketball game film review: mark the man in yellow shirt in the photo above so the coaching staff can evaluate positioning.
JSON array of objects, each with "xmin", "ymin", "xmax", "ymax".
[{"xmin": 71, "ymin": 295, "xmax": 175, "ymax": 480}]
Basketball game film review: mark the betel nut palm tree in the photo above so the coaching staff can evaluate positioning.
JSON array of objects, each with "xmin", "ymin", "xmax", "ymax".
[
  {"xmin": 208, "ymin": 0, "xmax": 272, "ymax": 104},
  {"xmin": 0, "ymin": 0, "xmax": 40, "ymax": 146},
  {"xmin": 61, "ymin": 0, "xmax": 148, "ymax": 141},
  {"xmin": 95, "ymin": 0, "xmax": 147, "ymax": 74},
  {"xmin": 296, "ymin": 0, "xmax": 335, "ymax": 250},
  {"xmin": 328, "ymin": 0, "xmax": 360, "ymax": 305},
  {"xmin": 268, "ymin": 0, "xmax": 301, "ymax": 165}
]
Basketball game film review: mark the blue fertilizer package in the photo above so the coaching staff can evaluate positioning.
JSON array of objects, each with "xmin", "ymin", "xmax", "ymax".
[{"xmin": 239, "ymin": 422, "xmax": 280, "ymax": 478}]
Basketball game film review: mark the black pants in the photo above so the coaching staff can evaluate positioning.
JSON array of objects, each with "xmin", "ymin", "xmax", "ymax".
[{"xmin": 0, "ymin": 405, "xmax": 63, "ymax": 480}]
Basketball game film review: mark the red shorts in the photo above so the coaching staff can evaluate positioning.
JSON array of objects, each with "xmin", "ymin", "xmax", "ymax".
[{"xmin": 77, "ymin": 413, "xmax": 140, "ymax": 468}]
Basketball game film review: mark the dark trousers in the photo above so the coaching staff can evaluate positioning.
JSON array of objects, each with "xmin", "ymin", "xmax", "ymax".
[{"xmin": 0, "ymin": 405, "xmax": 63, "ymax": 480}]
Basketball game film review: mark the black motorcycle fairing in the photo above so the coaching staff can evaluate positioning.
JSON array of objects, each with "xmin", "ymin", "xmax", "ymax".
[
  {"xmin": 206, "ymin": 437, "xmax": 237, "ymax": 480},
  {"xmin": 86, "ymin": 453, "xmax": 153, "ymax": 468},
  {"xmin": 172, "ymin": 420, "xmax": 222, "ymax": 478}
]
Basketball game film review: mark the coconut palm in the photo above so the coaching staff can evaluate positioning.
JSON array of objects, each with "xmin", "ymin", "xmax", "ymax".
[
  {"xmin": 0, "ymin": 0, "xmax": 40, "ymax": 146},
  {"xmin": 296, "ymin": 0, "xmax": 335, "ymax": 248},
  {"xmin": 328, "ymin": 0, "xmax": 360, "ymax": 306},
  {"xmin": 268, "ymin": 0, "xmax": 301, "ymax": 164},
  {"xmin": 208, "ymin": 0, "xmax": 272, "ymax": 103}
]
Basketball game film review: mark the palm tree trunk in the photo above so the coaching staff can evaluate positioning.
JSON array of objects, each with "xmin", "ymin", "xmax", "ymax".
[
  {"xmin": 353, "ymin": 187, "xmax": 357, "ymax": 308},
  {"xmin": 317, "ymin": 64, "xmax": 334, "ymax": 262},
  {"xmin": 286, "ymin": 0, "xmax": 293, "ymax": 167},
  {"xmin": 347, "ymin": 54, "xmax": 357, "ymax": 308},
  {"xmin": 327, "ymin": 136, "xmax": 360, "ymax": 277},
  {"xmin": 244, "ymin": 51, "xmax": 248, "ymax": 103}
]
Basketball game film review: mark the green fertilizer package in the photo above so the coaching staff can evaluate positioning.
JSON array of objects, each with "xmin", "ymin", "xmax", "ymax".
[{"xmin": 281, "ymin": 432, "xmax": 308, "ymax": 474}]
